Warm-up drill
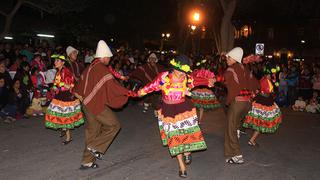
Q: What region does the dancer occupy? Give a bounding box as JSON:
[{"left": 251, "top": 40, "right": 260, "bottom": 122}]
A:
[
  {"left": 223, "top": 47, "right": 259, "bottom": 164},
  {"left": 191, "top": 60, "right": 221, "bottom": 124},
  {"left": 135, "top": 55, "right": 215, "bottom": 178},
  {"left": 75, "top": 40, "right": 130, "bottom": 170},
  {"left": 243, "top": 74, "right": 282, "bottom": 146},
  {"left": 45, "top": 55, "right": 85, "bottom": 144},
  {"left": 131, "top": 53, "right": 166, "bottom": 113},
  {"left": 66, "top": 46, "right": 84, "bottom": 82}
]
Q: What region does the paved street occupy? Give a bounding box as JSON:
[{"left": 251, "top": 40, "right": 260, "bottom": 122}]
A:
[{"left": 1, "top": 104, "right": 319, "bottom": 180}]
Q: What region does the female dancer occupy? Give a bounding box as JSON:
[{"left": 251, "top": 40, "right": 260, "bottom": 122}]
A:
[
  {"left": 135, "top": 55, "right": 215, "bottom": 178},
  {"left": 191, "top": 60, "right": 220, "bottom": 124},
  {"left": 45, "top": 55, "right": 85, "bottom": 145},
  {"left": 243, "top": 73, "right": 282, "bottom": 146}
]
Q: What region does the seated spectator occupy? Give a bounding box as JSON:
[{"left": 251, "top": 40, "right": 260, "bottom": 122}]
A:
[
  {"left": 0, "top": 75, "right": 9, "bottom": 111},
  {"left": 0, "top": 79, "right": 27, "bottom": 122},
  {"left": 0, "top": 60, "right": 12, "bottom": 88},
  {"left": 306, "top": 92, "right": 320, "bottom": 113},
  {"left": 292, "top": 96, "right": 307, "bottom": 112}
]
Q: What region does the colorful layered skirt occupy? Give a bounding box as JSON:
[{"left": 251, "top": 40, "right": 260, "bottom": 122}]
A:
[
  {"left": 243, "top": 94, "right": 282, "bottom": 133},
  {"left": 191, "top": 88, "right": 221, "bottom": 110},
  {"left": 45, "top": 91, "right": 85, "bottom": 129},
  {"left": 157, "top": 98, "right": 207, "bottom": 156}
]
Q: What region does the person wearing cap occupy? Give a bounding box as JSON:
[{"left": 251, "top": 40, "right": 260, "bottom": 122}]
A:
[
  {"left": 223, "top": 47, "right": 259, "bottom": 164},
  {"left": 74, "top": 40, "right": 130, "bottom": 170},
  {"left": 66, "top": 46, "right": 84, "bottom": 82},
  {"left": 135, "top": 55, "right": 215, "bottom": 178},
  {"left": 130, "top": 53, "right": 166, "bottom": 113},
  {"left": 45, "top": 54, "right": 85, "bottom": 145}
]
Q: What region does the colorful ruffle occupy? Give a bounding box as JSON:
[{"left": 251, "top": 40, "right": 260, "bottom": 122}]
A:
[
  {"left": 243, "top": 101, "right": 282, "bottom": 133},
  {"left": 157, "top": 107, "right": 207, "bottom": 156},
  {"left": 45, "top": 98, "right": 85, "bottom": 129},
  {"left": 191, "top": 89, "right": 221, "bottom": 109}
]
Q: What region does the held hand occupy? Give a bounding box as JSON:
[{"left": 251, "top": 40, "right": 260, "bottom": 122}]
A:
[
  {"left": 208, "top": 78, "right": 216, "bottom": 87},
  {"left": 121, "top": 76, "right": 129, "bottom": 81},
  {"left": 74, "top": 92, "right": 83, "bottom": 101},
  {"left": 127, "top": 90, "right": 138, "bottom": 97}
]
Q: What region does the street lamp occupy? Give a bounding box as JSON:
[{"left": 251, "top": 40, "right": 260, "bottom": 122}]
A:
[
  {"left": 193, "top": 12, "right": 200, "bottom": 22},
  {"left": 37, "top": 34, "right": 55, "bottom": 38},
  {"left": 4, "top": 36, "right": 13, "bottom": 40}
]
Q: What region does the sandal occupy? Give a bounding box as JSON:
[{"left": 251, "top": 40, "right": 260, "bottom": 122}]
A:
[
  {"left": 179, "top": 170, "right": 187, "bottom": 178},
  {"left": 79, "top": 163, "right": 99, "bottom": 170},
  {"left": 226, "top": 155, "right": 244, "bottom": 164},
  {"left": 184, "top": 154, "right": 192, "bottom": 165},
  {"left": 248, "top": 141, "right": 260, "bottom": 147},
  {"left": 62, "top": 139, "right": 72, "bottom": 145}
]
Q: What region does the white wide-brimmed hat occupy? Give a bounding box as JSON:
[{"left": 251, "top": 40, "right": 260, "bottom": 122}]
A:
[
  {"left": 226, "top": 47, "right": 243, "bottom": 63},
  {"left": 95, "top": 40, "right": 113, "bottom": 58},
  {"left": 147, "top": 53, "right": 158, "bottom": 63},
  {"left": 66, "top": 46, "right": 79, "bottom": 57}
]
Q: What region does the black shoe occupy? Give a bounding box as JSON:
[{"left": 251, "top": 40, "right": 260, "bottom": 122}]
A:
[
  {"left": 179, "top": 170, "right": 187, "bottom": 178},
  {"left": 87, "top": 147, "right": 103, "bottom": 160},
  {"left": 184, "top": 154, "right": 192, "bottom": 165},
  {"left": 62, "top": 139, "right": 72, "bottom": 145},
  {"left": 79, "top": 163, "right": 99, "bottom": 170}
]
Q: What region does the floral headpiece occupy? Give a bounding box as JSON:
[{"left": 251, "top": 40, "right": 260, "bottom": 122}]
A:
[
  {"left": 196, "top": 59, "right": 207, "bottom": 67},
  {"left": 170, "top": 59, "right": 192, "bottom": 73},
  {"left": 51, "top": 54, "right": 66, "bottom": 61}
]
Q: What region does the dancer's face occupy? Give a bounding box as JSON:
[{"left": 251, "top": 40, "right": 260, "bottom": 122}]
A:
[
  {"left": 226, "top": 57, "right": 236, "bottom": 66},
  {"left": 100, "top": 57, "right": 111, "bottom": 65}
]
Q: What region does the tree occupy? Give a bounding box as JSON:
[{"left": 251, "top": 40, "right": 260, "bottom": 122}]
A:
[
  {"left": 211, "top": 0, "right": 237, "bottom": 54},
  {"left": 0, "top": 0, "right": 89, "bottom": 39}
]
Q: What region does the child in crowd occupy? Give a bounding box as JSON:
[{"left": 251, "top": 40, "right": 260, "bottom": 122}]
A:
[
  {"left": 292, "top": 96, "right": 307, "bottom": 112},
  {"left": 29, "top": 67, "right": 47, "bottom": 116},
  {"left": 305, "top": 92, "right": 320, "bottom": 113}
]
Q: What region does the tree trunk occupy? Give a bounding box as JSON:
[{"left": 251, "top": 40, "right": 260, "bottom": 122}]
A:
[
  {"left": 220, "top": 0, "right": 236, "bottom": 53},
  {"left": 177, "top": 1, "right": 186, "bottom": 54},
  {"left": 0, "top": 0, "right": 24, "bottom": 39}
]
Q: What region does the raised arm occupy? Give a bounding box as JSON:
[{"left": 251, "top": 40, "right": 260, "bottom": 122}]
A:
[
  {"left": 188, "top": 69, "right": 215, "bottom": 89},
  {"left": 138, "top": 72, "right": 168, "bottom": 97}
]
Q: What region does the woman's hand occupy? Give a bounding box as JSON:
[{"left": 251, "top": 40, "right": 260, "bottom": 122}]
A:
[{"left": 208, "top": 78, "right": 216, "bottom": 87}]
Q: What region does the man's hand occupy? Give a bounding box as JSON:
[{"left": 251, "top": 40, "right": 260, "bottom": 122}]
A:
[{"left": 74, "top": 92, "right": 83, "bottom": 101}]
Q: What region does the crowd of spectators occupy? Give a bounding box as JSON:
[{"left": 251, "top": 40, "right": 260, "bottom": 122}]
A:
[{"left": 1, "top": 41, "right": 320, "bottom": 123}]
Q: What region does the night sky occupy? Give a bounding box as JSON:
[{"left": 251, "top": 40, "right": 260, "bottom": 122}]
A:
[{"left": 1, "top": 0, "right": 320, "bottom": 45}]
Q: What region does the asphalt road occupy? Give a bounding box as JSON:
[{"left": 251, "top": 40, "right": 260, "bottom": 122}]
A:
[{"left": 1, "top": 104, "right": 319, "bottom": 180}]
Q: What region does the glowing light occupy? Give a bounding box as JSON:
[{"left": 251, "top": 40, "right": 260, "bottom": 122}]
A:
[
  {"left": 37, "top": 34, "right": 55, "bottom": 38},
  {"left": 193, "top": 12, "right": 200, "bottom": 21},
  {"left": 4, "top": 36, "right": 13, "bottom": 40},
  {"left": 162, "top": 33, "right": 165, "bottom": 37},
  {"left": 166, "top": 33, "right": 171, "bottom": 38},
  {"left": 191, "top": 25, "right": 197, "bottom": 31},
  {"left": 301, "top": 40, "right": 306, "bottom": 44}
]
